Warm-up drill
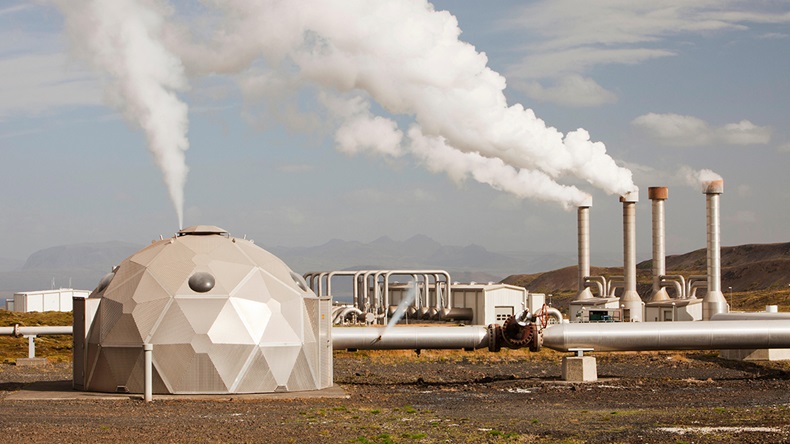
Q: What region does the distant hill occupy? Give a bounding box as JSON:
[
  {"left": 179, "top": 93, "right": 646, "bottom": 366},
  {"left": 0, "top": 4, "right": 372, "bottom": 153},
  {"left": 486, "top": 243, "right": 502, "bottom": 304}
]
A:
[
  {"left": 266, "top": 235, "right": 559, "bottom": 281},
  {"left": 502, "top": 242, "right": 790, "bottom": 309},
  {"left": 0, "top": 241, "right": 141, "bottom": 296}
]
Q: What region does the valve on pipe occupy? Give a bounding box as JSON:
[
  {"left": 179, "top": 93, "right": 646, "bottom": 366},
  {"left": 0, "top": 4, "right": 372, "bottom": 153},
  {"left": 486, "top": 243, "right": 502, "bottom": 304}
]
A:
[{"left": 487, "top": 308, "right": 543, "bottom": 353}]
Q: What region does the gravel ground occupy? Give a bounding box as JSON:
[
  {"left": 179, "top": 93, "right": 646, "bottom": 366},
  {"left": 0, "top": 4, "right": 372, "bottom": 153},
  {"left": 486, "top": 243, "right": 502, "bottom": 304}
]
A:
[{"left": 2, "top": 349, "right": 790, "bottom": 443}]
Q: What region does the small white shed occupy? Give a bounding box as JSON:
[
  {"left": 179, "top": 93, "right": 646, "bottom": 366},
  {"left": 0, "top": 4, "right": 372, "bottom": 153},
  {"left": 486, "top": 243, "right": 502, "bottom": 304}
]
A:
[{"left": 9, "top": 288, "right": 90, "bottom": 312}]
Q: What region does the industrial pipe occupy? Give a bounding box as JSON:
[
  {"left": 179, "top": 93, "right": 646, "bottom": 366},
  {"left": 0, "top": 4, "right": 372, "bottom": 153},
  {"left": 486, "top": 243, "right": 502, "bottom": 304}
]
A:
[
  {"left": 576, "top": 201, "right": 594, "bottom": 300},
  {"left": 332, "top": 326, "right": 489, "bottom": 350},
  {"left": 648, "top": 187, "right": 671, "bottom": 302},
  {"left": 144, "top": 343, "right": 153, "bottom": 402},
  {"left": 0, "top": 325, "right": 73, "bottom": 336},
  {"left": 703, "top": 180, "right": 728, "bottom": 319},
  {"left": 620, "top": 191, "right": 644, "bottom": 321},
  {"left": 542, "top": 320, "right": 790, "bottom": 352},
  {"left": 659, "top": 278, "right": 684, "bottom": 299},
  {"left": 660, "top": 275, "right": 687, "bottom": 299},
  {"left": 712, "top": 312, "right": 790, "bottom": 321},
  {"left": 584, "top": 276, "right": 607, "bottom": 298}
]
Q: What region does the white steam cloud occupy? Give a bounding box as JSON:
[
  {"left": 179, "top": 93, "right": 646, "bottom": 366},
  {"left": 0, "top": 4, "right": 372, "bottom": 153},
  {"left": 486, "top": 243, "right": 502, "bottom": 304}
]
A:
[
  {"left": 56, "top": 0, "right": 636, "bottom": 214},
  {"left": 55, "top": 0, "right": 189, "bottom": 229},
  {"left": 680, "top": 166, "right": 723, "bottom": 192},
  {"left": 168, "top": 0, "right": 635, "bottom": 207}
]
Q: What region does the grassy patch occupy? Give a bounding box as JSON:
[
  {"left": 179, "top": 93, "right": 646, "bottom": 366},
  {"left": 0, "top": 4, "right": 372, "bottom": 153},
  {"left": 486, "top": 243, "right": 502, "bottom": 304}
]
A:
[{"left": 0, "top": 311, "right": 73, "bottom": 362}]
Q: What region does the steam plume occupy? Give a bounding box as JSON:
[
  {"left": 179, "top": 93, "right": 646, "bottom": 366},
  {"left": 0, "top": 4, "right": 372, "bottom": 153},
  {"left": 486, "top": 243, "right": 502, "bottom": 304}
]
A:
[
  {"left": 681, "top": 166, "right": 723, "bottom": 192},
  {"left": 169, "top": 1, "right": 636, "bottom": 207},
  {"left": 55, "top": 0, "right": 636, "bottom": 212},
  {"left": 55, "top": 0, "right": 189, "bottom": 228}
]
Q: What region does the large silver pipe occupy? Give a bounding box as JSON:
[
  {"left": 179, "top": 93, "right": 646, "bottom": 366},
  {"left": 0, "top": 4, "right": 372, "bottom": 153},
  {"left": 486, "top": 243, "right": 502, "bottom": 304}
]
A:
[
  {"left": 542, "top": 320, "right": 790, "bottom": 352},
  {"left": 576, "top": 199, "right": 594, "bottom": 300},
  {"left": 712, "top": 312, "right": 790, "bottom": 321},
  {"left": 703, "top": 180, "right": 728, "bottom": 319},
  {"left": 620, "top": 191, "right": 644, "bottom": 321},
  {"left": 0, "top": 325, "right": 73, "bottom": 335},
  {"left": 648, "top": 187, "right": 670, "bottom": 302},
  {"left": 332, "top": 326, "right": 489, "bottom": 350}
]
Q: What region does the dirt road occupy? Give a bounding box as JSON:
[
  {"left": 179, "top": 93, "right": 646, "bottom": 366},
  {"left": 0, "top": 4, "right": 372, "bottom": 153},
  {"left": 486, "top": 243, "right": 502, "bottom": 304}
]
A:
[{"left": 2, "top": 349, "right": 790, "bottom": 443}]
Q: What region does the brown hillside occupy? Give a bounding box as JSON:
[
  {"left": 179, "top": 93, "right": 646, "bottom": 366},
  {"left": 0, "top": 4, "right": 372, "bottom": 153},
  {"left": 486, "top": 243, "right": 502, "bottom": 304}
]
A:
[
  {"left": 638, "top": 242, "right": 790, "bottom": 271},
  {"left": 501, "top": 242, "right": 790, "bottom": 311}
]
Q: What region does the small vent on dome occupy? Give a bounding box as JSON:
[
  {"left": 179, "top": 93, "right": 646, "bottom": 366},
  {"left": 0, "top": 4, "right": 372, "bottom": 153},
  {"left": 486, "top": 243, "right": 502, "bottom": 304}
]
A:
[
  {"left": 189, "top": 272, "right": 216, "bottom": 293},
  {"left": 291, "top": 271, "right": 309, "bottom": 292},
  {"left": 177, "top": 225, "right": 229, "bottom": 236}
]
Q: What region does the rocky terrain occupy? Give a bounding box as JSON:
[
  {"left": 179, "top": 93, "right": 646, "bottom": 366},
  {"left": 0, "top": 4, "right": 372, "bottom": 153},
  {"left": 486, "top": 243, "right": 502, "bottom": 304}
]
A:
[{"left": 2, "top": 349, "right": 790, "bottom": 443}]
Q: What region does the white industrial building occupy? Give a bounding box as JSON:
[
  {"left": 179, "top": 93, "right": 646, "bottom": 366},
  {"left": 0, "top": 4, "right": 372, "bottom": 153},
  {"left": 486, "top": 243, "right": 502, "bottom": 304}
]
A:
[
  {"left": 5, "top": 288, "right": 90, "bottom": 312},
  {"left": 388, "top": 282, "right": 546, "bottom": 326}
]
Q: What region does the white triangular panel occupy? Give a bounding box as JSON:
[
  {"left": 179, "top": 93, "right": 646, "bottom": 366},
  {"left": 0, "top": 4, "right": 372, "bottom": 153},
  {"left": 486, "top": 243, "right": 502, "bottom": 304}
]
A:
[
  {"left": 104, "top": 263, "right": 146, "bottom": 306},
  {"left": 211, "top": 240, "right": 255, "bottom": 266},
  {"left": 260, "top": 344, "right": 301, "bottom": 385},
  {"left": 207, "top": 301, "right": 255, "bottom": 344},
  {"left": 149, "top": 302, "right": 195, "bottom": 344},
  {"left": 208, "top": 343, "right": 256, "bottom": 389},
  {"left": 210, "top": 261, "right": 257, "bottom": 297},
  {"left": 177, "top": 298, "right": 227, "bottom": 335},
  {"left": 180, "top": 234, "right": 226, "bottom": 256},
  {"left": 102, "top": 314, "right": 143, "bottom": 346},
  {"left": 131, "top": 271, "right": 173, "bottom": 304},
  {"left": 260, "top": 312, "right": 301, "bottom": 344},
  {"left": 129, "top": 240, "right": 168, "bottom": 267},
  {"left": 229, "top": 297, "right": 272, "bottom": 344},
  {"left": 228, "top": 269, "right": 272, "bottom": 303}
]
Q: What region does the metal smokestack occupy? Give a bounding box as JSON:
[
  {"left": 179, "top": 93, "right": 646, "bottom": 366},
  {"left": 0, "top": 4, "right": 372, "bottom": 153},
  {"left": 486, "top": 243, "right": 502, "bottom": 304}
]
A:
[
  {"left": 702, "top": 179, "right": 728, "bottom": 320},
  {"left": 620, "top": 191, "right": 644, "bottom": 321},
  {"left": 648, "top": 187, "right": 670, "bottom": 302},
  {"left": 576, "top": 197, "right": 594, "bottom": 300}
]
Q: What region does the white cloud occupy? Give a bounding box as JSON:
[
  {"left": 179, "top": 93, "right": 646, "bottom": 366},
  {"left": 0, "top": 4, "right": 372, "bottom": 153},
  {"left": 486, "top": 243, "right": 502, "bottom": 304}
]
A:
[
  {"left": 718, "top": 120, "right": 772, "bottom": 145},
  {"left": 631, "top": 113, "right": 771, "bottom": 147},
  {"left": 631, "top": 113, "right": 713, "bottom": 146},
  {"left": 516, "top": 75, "right": 617, "bottom": 108},
  {"left": 501, "top": 1, "right": 790, "bottom": 105},
  {"left": 778, "top": 142, "right": 790, "bottom": 153},
  {"left": 0, "top": 53, "right": 101, "bottom": 118}
]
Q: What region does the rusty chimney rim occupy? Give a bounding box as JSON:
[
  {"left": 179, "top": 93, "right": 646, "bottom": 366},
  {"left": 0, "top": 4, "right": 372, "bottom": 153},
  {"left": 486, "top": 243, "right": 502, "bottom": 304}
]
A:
[
  {"left": 703, "top": 179, "right": 724, "bottom": 195},
  {"left": 648, "top": 186, "right": 668, "bottom": 200}
]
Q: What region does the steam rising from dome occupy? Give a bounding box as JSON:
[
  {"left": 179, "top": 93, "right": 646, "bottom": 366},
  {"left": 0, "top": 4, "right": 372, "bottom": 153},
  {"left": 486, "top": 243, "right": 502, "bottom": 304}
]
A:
[{"left": 55, "top": 0, "right": 189, "bottom": 228}]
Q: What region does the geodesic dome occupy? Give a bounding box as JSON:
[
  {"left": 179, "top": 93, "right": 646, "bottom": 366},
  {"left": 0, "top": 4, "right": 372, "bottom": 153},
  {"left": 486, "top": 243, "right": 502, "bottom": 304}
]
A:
[{"left": 75, "top": 226, "right": 332, "bottom": 394}]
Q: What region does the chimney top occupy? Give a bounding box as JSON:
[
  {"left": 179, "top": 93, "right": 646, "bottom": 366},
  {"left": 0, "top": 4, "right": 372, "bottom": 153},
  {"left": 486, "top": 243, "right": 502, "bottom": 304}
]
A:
[
  {"left": 648, "top": 186, "right": 668, "bottom": 200},
  {"left": 703, "top": 179, "right": 724, "bottom": 195},
  {"left": 619, "top": 190, "right": 639, "bottom": 203}
]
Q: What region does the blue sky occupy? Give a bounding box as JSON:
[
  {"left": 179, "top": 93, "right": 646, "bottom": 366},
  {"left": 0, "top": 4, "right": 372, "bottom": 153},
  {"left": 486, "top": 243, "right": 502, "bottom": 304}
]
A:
[{"left": 0, "top": 1, "right": 788, "bottom": 267}]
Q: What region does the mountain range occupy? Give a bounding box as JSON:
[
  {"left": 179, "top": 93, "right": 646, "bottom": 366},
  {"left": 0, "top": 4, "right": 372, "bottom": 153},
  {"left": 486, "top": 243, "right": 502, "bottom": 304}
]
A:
[
  {"left": 0, "top": 235, "right": 577, "bottom": 298},
  {"left": 0, "top": 236, "right": 786, "bottom": 309}
]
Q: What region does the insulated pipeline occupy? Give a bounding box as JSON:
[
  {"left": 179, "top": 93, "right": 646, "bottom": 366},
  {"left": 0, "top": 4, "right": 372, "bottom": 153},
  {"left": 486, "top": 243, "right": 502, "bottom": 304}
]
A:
[
  {"left": 542, "top": 320, "right": 790, "bottom": 352},
  {"left": 0, "top": 326, "right": 73, "bottom": 336},
  {"left": 332, "top": 326, "right": 489, "bottom": 350}
]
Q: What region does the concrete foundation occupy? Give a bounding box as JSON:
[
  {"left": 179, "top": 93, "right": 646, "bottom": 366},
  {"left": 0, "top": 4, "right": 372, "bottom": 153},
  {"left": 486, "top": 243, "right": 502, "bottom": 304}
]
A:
[
  {"left": 561, "top": 356, "right": 598, "bottom": 382},
  {"left": 15, "top": 358, "right": 48, "bottom": 367},
  {"left": 719, "top": 349, "right": 790, "bottom": 362}
]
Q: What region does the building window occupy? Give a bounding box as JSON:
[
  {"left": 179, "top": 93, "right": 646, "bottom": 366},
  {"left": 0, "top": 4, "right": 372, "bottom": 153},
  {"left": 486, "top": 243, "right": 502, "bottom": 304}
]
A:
[{"left": 495, "top": 306, "right": 513, "bottom": 322}]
